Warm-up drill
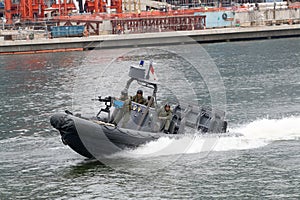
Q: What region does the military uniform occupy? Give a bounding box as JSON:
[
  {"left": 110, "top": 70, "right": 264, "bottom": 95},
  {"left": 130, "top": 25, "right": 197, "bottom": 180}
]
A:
[
  {"left": 158, "top": 106, "right": 172, "bottom": 133},
  {"left": 131, "top": 95, "right": 147, "bottom": 105},
  {"left": 112, "top": 92, "right": 131, "bottom": 127}
]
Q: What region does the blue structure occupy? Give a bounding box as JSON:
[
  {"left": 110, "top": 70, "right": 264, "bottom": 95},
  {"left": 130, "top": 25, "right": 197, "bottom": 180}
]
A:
[
  {"left": 195, "top": 11, "right": 235, "bottom": 28},
  {"left": 50, "top": 26, "right": 85, "bottom": 38}
]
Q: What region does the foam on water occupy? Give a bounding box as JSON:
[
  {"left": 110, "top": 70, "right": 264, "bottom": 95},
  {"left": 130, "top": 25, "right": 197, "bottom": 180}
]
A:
[
  {"left": 115, "top": 116, "right": 300, "bottom": 158},
  {"left": 232, "top": 116, "right": 300, "bottom": 141}
]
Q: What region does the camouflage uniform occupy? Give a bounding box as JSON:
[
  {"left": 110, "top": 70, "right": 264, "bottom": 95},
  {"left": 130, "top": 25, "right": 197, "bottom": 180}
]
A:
[
  {"left": 112, "top": 91, "right": 131, "bottom": 127},
  {"left": 131, "top": 95, "right": 147, "bottom": 105},
  {"left": 158, "top": 106, "right": 172, "bottom": 133}
]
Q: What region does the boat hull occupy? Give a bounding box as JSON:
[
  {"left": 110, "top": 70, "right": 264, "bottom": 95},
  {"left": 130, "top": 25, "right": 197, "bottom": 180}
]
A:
[{"left": 50, "top": 113, "right": 160, "bottom": 158}]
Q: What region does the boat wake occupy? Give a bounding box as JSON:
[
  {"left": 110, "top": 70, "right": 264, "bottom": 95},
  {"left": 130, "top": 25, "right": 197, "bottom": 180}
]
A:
[
  {"left": 115, "top": 116, "right": 300, "bottom": 158},
  {"left": 232, "top": 116, "right": 300, "bottom": 141}
]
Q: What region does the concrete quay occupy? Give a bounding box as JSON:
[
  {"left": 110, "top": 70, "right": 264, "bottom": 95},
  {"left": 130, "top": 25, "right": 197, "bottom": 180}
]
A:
[{"left": 1, "top": 24, "right": 300, "bottom": 54}]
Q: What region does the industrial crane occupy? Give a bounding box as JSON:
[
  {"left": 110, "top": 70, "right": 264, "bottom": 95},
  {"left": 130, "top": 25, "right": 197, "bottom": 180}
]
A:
[{"left": 3, "top": 0, "right": 122, "bottom": 24}]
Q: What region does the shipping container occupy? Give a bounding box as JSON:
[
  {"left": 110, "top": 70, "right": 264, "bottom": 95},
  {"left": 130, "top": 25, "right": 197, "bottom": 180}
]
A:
[{"left": 50, "top": 26, "right": 85, "bottom": 38}]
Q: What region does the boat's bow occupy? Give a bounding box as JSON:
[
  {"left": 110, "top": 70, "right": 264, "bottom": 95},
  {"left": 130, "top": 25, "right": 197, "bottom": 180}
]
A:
[
  {"left": 50, "top": 113, "right": 95, "bottom": 158},
  {"left": 50, "top": 113, "right": 149, "bottom": 159}
]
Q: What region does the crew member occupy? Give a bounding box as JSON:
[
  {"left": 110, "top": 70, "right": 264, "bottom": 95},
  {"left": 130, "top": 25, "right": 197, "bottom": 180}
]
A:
[
  {"left": 158, "top": 104, "right": 172, "bottom": 134},
  {"left": 131, "top": 90, "right": 147, "bottom": 105},
  {"left": 112, "top": 89, "right": 131, "bottom": 126}
]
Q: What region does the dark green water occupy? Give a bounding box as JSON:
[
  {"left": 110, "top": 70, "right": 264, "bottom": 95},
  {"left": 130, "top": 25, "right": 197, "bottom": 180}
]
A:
[{"left": 0, "top": 38, "right": 299, "bottom": 199}]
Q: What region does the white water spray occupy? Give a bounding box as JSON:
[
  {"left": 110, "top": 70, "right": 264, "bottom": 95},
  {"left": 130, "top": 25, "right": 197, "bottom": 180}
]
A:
[{"left": 115, "top": 116, "right": 300, "bottom": 158}]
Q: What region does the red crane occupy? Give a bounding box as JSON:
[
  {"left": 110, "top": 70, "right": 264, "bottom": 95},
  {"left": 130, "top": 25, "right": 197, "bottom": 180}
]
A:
[
  {"left": 4, "top": 0, "right": 12, "bottom": 24},
  {"left": 4, "top": 0, "right": 123, "bottom": 24},
  {"left": 4, "top": 0, "right": 46, "bottom": 23}
]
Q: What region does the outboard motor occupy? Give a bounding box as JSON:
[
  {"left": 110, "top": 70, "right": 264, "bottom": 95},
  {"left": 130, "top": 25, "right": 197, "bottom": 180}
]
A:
[
  {"left": 209, "top": 110, "right": 227, "bottom": 133},
  {"left": 222, "top": 121, "right": 228, "bottom": 133},
  {"left": 197, "top": 109, "right": 210, "bottom": 133},
  {"left": 197, "top": 108, "right": 227, "bottom": 133},
  {"left": 168, "top": 105, "right": 182, "bottom": 134}
]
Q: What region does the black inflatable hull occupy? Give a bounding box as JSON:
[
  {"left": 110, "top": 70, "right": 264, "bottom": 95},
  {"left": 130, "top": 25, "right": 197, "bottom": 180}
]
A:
[{"left": 50, "top": 113, "right": 161, "bottom": 158}]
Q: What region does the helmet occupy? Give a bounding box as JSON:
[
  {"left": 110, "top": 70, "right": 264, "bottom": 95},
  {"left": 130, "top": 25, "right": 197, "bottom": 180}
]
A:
[
  {"left": 121, "top": 89, "right": 128, "bottom": 95},
  {"left": 137, "top": 90, "right": 143, "bottom": 95}
]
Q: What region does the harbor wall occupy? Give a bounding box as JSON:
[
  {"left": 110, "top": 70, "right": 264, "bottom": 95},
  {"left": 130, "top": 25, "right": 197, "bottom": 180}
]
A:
[{"left": 1, "top": 25, "right": 300, "bottom": 54}]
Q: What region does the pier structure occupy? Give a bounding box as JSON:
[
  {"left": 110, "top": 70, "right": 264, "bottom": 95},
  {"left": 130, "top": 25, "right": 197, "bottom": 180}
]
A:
[
  {"left": 111, "top": 15, "right": 206, "bottom": 34},
  {"left": 1, "top": 25, "right": 300, "bottom": 54}
]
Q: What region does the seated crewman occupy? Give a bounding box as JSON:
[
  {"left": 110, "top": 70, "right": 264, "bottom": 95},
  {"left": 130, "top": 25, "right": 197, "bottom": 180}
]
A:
[
  {"left": 131, "top": 90, "right": 147, "bottom": 105},
  {"left": 158, "top": 104, "right": 172, "bottom": 134}
]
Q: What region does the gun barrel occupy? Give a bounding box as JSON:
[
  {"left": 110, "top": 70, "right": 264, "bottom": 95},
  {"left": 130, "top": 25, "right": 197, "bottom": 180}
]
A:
[{"left": 92, "top": 96, "right": 112, "bottom": 102}]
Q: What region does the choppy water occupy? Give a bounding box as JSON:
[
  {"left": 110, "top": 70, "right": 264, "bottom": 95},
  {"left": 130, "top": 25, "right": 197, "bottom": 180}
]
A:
[{"left": 0, "top": 38, "right": 299, "bottom": 199}]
